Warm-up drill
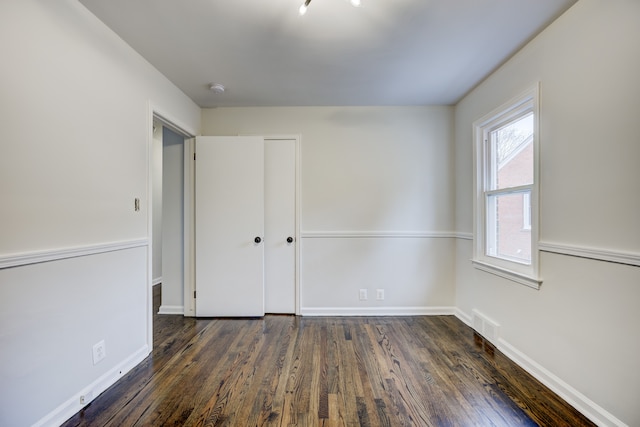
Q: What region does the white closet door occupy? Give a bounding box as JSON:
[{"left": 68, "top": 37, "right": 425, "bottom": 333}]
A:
[
  {"left": 264, "top": 139, "right": 296, "bottom": 313},
  {"left": 195, "top": 136, "right": 265, "bottom": 317}
]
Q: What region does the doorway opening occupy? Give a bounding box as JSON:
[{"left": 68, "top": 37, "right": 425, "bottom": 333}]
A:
[{"left": 147, "top": 108, "right": 195, "bottom": 349}]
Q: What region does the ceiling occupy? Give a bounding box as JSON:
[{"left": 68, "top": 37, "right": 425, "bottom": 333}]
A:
[{"left": 78, "top": 0, "right": 576, "bottom": 108}]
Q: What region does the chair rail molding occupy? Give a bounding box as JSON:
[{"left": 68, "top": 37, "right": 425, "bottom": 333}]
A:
[
  {"left": 300, "top": 230, "right": 462, "bottom": 239},
  {"left": 0, "top": 239, "right": 149, "bottom": 270},
  {"left": 539, "top": 241, "right": 640, "bottom": 267}
]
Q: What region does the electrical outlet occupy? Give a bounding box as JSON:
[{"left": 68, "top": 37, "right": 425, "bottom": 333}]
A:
[
  {"left": 359, "top": 289, "right": 368, "bottom": 300},
  {"left": 376, "top": 289, "right": 385, "bottom": 300},
  {"left": 92, "top": 340, "right": 106, "bottom": 365}
]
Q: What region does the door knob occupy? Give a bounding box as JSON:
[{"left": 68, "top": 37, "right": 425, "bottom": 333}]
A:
[
  {"left": 287, "top": 237, "right": 294, "bottom": 244},
  {"left": 254, "top": 236, "right": 262, "bottom": 244}
]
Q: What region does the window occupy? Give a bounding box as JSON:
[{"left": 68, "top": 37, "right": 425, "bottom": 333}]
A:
[{"left": 473, "top": 85, "right": 541, "bottom": 289}]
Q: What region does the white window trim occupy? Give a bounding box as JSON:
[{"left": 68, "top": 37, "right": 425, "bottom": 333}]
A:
[
  {"left": 472, "top": 84, "right": 542, "bottom": 289},
  {"left": 523, "top": 192, "right": 532, "bottom": 231}
]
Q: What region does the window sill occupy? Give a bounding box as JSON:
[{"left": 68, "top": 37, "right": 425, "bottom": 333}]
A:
[{"left": 471, "top": 259, "right": 542, "bottom": 290}]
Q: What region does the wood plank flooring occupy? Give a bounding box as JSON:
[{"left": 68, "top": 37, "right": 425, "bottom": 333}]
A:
[{"left": 62, "top": 286, "right": 595, "bottom": 426}]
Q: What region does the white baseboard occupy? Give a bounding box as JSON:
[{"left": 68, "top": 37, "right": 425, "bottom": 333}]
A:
[
  {"left": 33, "top": 344, "right": 149, "bottom": 427},
  {"left": 158, "top": 305, "right": 184, "bottom": 315},
  {"left": 495, "top": 339, "right": 626, "bottom": 427},
  {"left": 456, "top": 309, "right": 625, "bottom": 426},
  {"left": 454, "top": 308, "right": 472, "bottom": 326},
  {"left": 300, "top": 306, "right": 456, "bottom": 316}
]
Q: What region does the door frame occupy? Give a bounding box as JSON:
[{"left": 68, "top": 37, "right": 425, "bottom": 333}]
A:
[
  {"left": 147, "top": 102, "right": 197, "bottom": 350},
  {"left": 183, "top": 134, "right": 301, "bottom": 316}
]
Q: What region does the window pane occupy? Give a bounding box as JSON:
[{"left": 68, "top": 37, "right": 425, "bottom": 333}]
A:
[
  {"left": 490, "top": 113, "right": 533, "bottom": 190},
  {"left": 486, "top": 191, "right": 531, "bottom": 264}
]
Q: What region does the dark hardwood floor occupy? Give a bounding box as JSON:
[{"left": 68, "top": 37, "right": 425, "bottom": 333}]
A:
[{"left": 62, "top": 286, "right": 595, "bottom": 426}]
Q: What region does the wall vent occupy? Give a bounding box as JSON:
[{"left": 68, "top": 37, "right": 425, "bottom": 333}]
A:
[
  {"left": 471, "top": 309, "right": 501, "bottom": 344},
  {"left": 472, "top": 311, "right": 484, "bottom": 332}
]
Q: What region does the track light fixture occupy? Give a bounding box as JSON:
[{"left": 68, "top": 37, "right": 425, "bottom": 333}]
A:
[
  {"left": 299, "top": 0, "right": 361, "bottom": 16},
  {"left": 299, "top": 0, "right": 311, "bottom": 15}
]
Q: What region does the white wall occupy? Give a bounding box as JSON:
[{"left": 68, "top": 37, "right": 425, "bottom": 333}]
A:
[
  {"left": 4, "top": 1, "right": 634, "bottom": 426},
  {"left": 0, "top": 1, "right": 200, "bottom": 425},
  {"left": 201, "top": 107, "right": 456, "bottom": 314},
  {"left": 454, "top": 1, "right": 640, "bottom": 425}
]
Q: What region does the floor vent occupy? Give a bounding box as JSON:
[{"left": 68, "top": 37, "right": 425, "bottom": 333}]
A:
[{"left": 471, "top": 309, "right": 500, "bottom": 344}]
